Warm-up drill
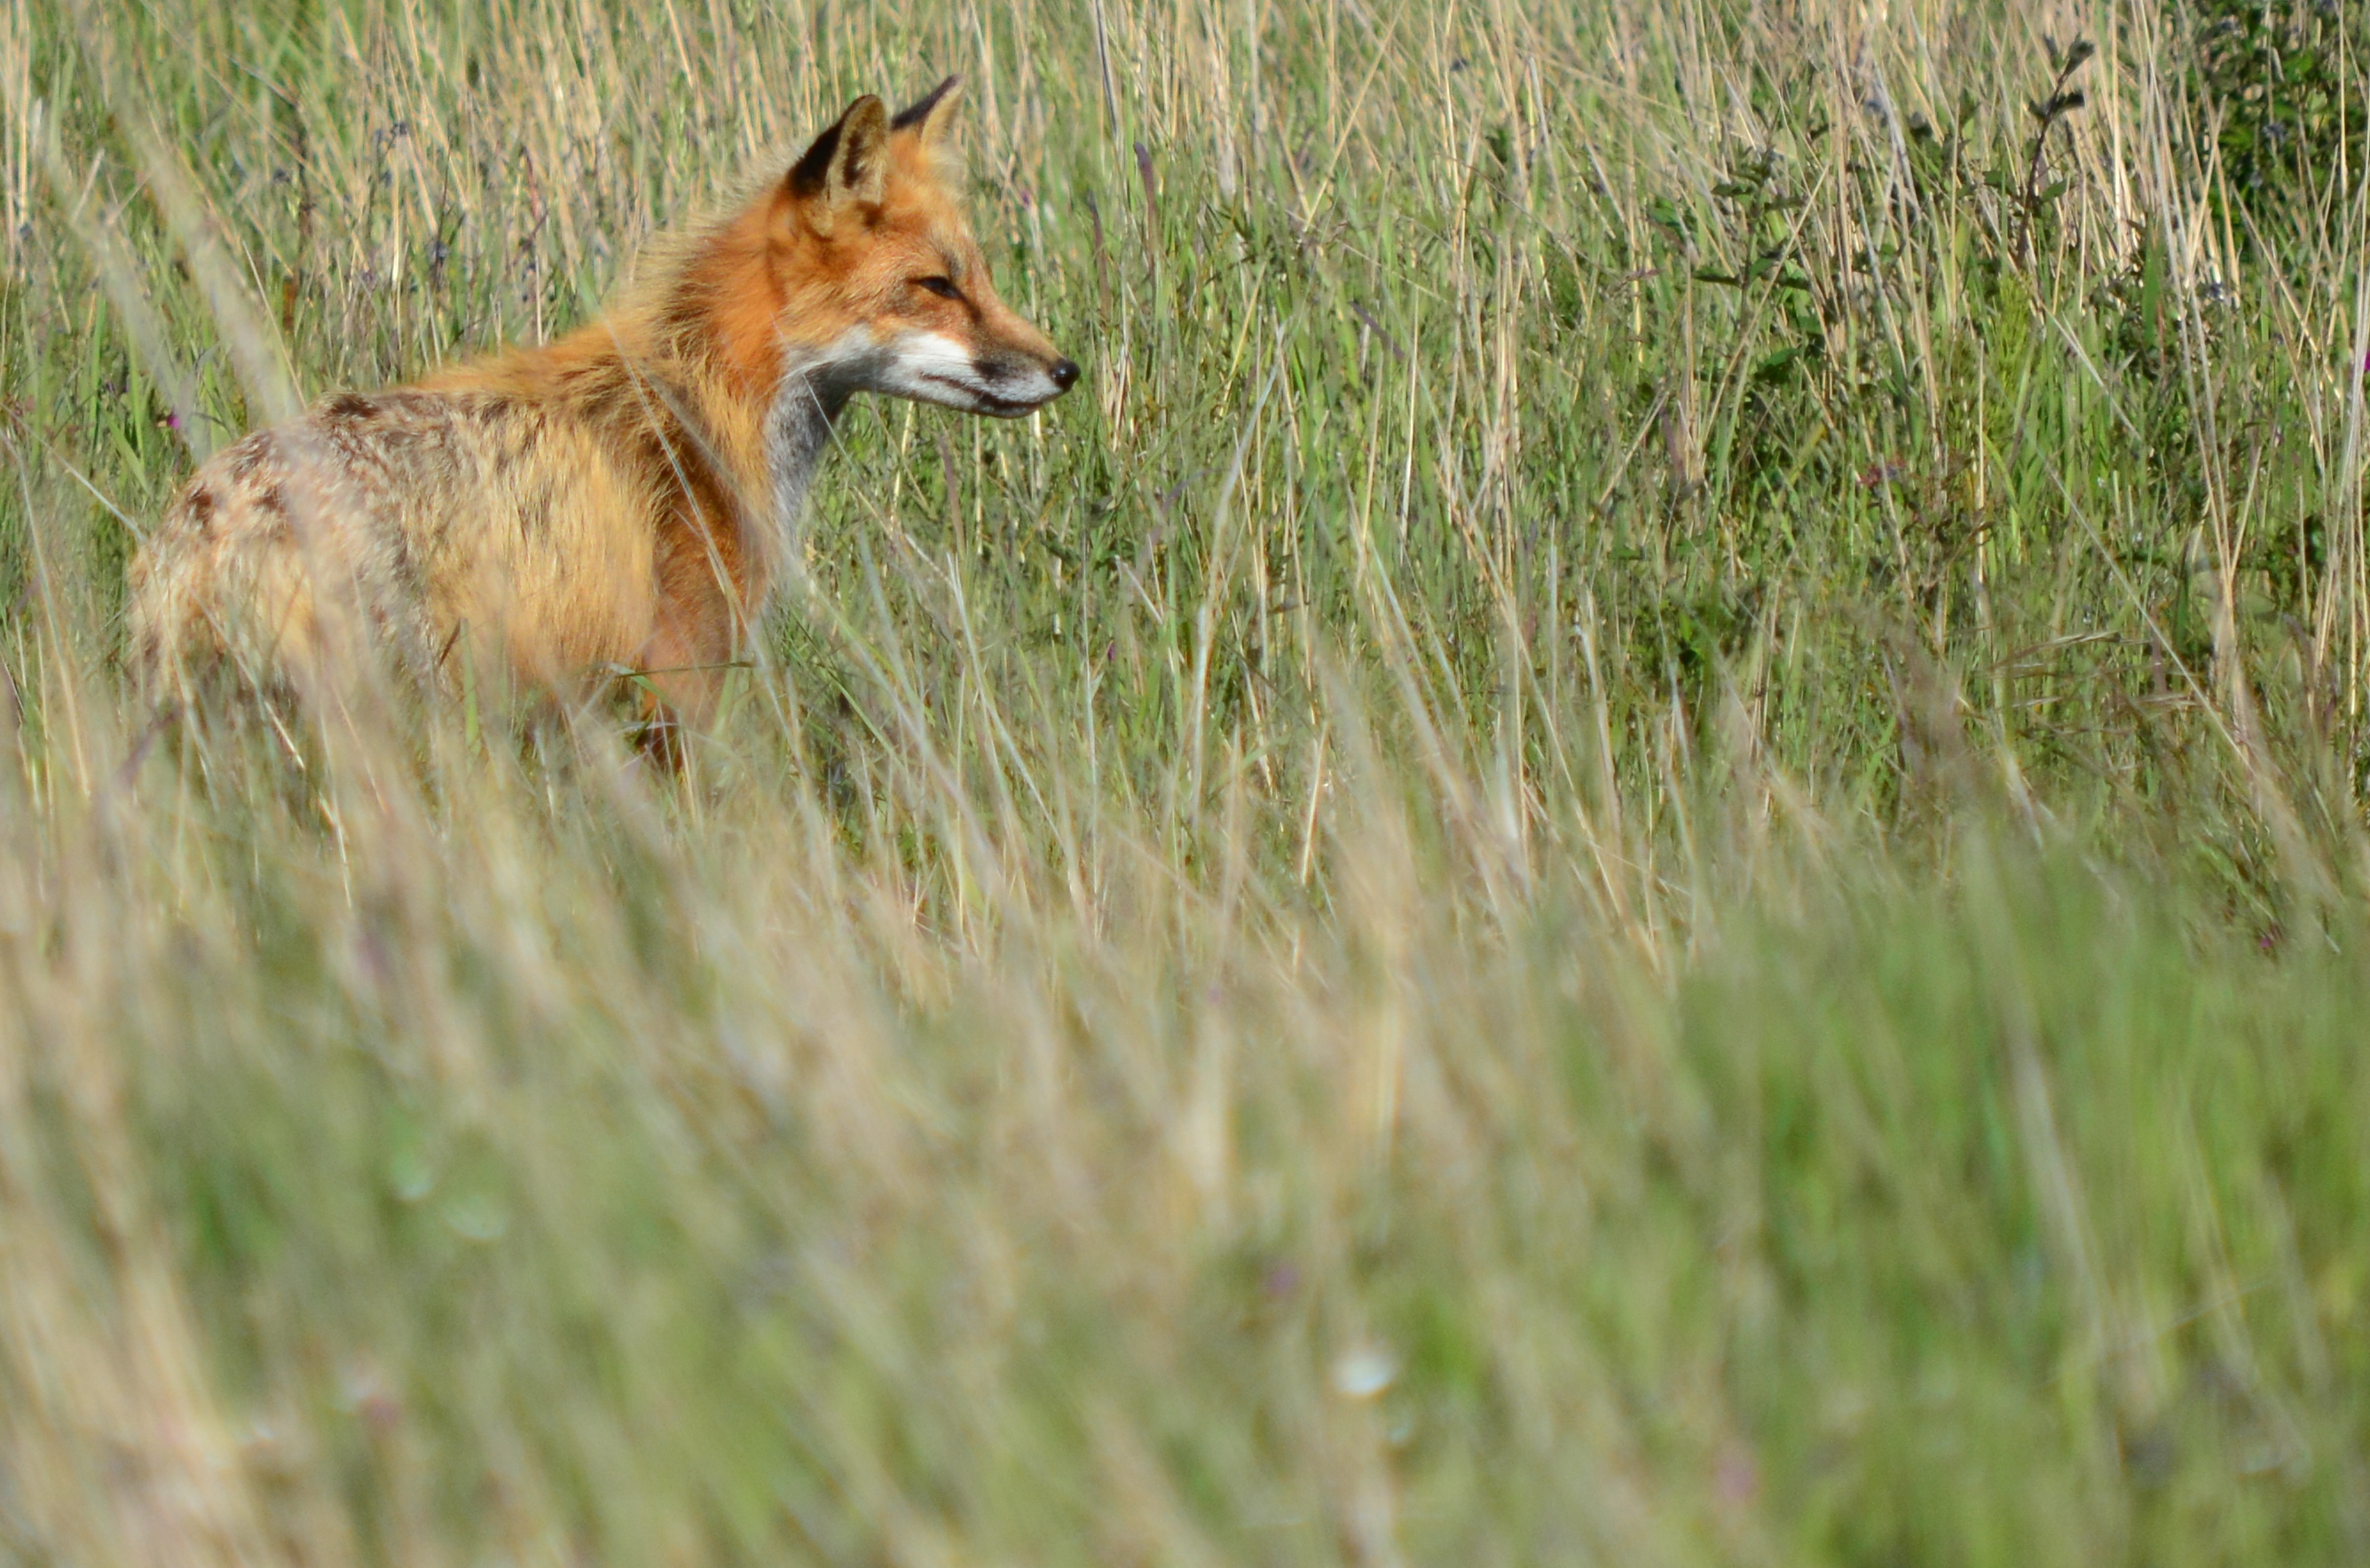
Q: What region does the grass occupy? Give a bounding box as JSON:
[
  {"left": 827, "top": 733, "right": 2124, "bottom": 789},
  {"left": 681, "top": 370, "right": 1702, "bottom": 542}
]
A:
[{"left": 4, "top": 0, "right": 2370, "bottom": 1561}]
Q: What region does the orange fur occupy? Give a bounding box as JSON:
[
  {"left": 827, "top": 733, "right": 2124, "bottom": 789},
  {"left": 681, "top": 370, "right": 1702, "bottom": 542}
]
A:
[{"left": 127, "top": 79, "right": 1075, "bottom": 737}]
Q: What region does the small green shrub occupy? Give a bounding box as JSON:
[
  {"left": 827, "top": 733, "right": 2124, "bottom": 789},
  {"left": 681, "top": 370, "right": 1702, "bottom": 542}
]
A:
[{"left": 2189, "top": 0, "right": 2368, "bottom": 228}]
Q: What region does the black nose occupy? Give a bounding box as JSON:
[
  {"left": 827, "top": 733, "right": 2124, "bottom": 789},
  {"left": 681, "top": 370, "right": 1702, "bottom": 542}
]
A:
[{"left": 1049, "top": 358, "right": 1081, "bottom": 392}]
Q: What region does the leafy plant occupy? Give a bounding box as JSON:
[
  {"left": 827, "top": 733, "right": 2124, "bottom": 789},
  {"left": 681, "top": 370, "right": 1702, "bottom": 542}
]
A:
[{"left": 2190, "top": 0, "right": 2369, "bottom": 227}]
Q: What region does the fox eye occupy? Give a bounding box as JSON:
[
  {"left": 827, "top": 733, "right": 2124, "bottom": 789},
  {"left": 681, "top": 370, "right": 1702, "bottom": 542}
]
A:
[{"left": 915, "top": 275, "right": 962, "bottom": 300}]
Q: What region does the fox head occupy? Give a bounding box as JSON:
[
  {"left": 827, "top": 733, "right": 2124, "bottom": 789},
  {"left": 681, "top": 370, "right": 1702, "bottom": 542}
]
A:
[{"left": 766, "top": 78, "right": 1078, "bottom": 418}]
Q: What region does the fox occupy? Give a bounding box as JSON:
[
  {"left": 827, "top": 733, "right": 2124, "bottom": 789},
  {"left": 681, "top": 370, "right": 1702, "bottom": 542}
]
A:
[{"left": 125, "top": 76, "right": 1076, "bottom": 745}]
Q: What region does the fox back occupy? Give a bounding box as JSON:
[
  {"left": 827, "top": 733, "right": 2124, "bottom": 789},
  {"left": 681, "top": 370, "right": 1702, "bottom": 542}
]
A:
[{"left": 127, "top": 77, "right": 1077, "bottom": 733}]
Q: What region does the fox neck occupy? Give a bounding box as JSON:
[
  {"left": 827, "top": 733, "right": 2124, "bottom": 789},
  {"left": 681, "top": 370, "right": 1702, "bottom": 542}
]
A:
[
  {"left": 761, "top": 355, "right": 852, "bottom": 563},
  {"left": 632, "top": 208, "right": 888, "bottom": 601}
]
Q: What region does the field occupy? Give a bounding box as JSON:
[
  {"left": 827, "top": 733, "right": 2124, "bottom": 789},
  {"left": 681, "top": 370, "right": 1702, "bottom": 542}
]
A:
[{"left": 6, "top": 0, "right": 2370, "bottom": 1561}]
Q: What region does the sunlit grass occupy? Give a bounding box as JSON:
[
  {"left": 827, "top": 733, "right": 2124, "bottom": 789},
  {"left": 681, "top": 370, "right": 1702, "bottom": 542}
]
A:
[{"left": 4, "top": 0, "right": 2370, "bottom": 1561}]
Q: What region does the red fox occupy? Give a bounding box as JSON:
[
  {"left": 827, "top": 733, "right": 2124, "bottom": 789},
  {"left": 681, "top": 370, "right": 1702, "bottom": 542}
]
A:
[{"left": 126, "top": 77, "right": 1076, "bottom": 740}]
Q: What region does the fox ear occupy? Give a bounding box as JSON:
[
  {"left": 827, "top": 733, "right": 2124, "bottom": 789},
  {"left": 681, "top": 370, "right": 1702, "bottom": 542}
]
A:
[
  {"left": 788, "top": 95, "right": 891, "bottom": 232},
  {"left": 891, "top": 75, "right": 963, "bottom": 145}
]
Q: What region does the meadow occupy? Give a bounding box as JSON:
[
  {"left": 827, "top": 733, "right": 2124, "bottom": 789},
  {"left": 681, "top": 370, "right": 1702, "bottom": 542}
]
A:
[{"left": 5, "top": 0, "right": 2370, "bottom": 1561}]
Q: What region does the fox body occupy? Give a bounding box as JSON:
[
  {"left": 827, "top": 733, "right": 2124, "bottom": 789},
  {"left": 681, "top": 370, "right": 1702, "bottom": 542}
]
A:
[{"left": 127, "top": 79, "right": 1076, "bottom": 729}]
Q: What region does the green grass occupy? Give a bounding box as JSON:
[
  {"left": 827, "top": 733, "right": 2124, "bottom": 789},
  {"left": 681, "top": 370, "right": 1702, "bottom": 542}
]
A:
[{"left": 5, "top": 0, "right": 2370, "bottom": 1561}]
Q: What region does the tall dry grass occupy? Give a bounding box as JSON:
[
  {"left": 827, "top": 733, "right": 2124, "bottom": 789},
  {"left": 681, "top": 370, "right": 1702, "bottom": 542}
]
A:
[{"left": 4, "top": 0, "right": 2370, "bottom": 1561}]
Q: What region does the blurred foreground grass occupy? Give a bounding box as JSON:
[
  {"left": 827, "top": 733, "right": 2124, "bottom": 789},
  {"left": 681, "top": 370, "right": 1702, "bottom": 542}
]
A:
[{"left": 6, "top": 0, "right": 2370, "bottom": 1561}]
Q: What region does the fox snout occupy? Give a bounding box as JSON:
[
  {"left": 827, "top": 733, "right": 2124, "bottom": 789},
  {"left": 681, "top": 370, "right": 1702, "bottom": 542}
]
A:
[
  {"left": 971, "top": 346, "right": 1083, "bottom": 418},
  {"left": 930, "top": 293, "right": 1078, "bottom": 418},
  {"left": 875, "top": 329, "right": 1078, "bottom": 420},
  {"left": 979, "top": 304, "right": 1079, "bottom": 411}
]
